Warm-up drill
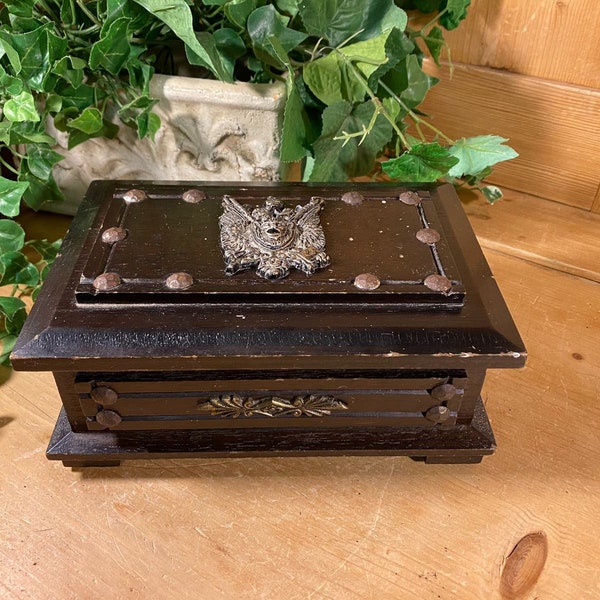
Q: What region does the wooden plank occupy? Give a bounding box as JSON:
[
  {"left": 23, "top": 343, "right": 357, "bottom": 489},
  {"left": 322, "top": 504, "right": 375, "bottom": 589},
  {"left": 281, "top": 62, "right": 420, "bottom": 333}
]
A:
[
  {"left": 431, "top": 0, "right": 600, "bottom": 89},
  {"left": 0, "top": 250, "right": 599, "bottom": 598},
  {"left": 419, "top": 62, "right": 600, "bottom": 209},
  {"left": 462, "top": 188, "right": 600, "bottom": 283},
  {"left": 592, "top": 184, "right": 600, "bottom": 214}
]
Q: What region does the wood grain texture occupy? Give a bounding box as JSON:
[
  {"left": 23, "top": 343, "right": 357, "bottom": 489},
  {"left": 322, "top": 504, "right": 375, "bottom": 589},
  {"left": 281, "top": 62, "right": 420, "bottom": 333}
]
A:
[
  {"left": 1, "top": 191, "right": 599, "bottom": 599},
  {"left": 419, "top": 62, "right": 600, "bottom": 209},
  {"left": 430, "top": 0, "right": 600, "bottom": 88},
  {"left": 462, "top": 188, "right": 600, "bottom": 282}
]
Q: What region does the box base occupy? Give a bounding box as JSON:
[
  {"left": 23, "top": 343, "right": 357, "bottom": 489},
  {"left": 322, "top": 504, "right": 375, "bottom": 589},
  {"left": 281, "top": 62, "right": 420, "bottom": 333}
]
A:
[{"left": 47, "top": 398, "right": 496, "bottom": 467}]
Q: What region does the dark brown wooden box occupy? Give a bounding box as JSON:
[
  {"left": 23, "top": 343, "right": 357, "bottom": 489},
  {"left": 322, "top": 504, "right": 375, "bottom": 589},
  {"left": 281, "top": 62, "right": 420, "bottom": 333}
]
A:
[{"left": 11, "top": 181, "right": 526, "bottom": 466}]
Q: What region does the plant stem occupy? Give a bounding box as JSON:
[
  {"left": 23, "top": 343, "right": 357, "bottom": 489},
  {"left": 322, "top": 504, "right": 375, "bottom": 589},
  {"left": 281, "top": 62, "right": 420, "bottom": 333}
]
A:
[
  {"left": 75, "top": 0, "right": 101, "bottom": 27},
  {"left": 0, "top": 155, "right": 19, "bottom": 176},
  {"left": 332, "top": 50, "right": 411, "bottom": 149},
  {"left": 378, "top": 80, "right": 455, "bottom": 144},
  {"left": 420, "top": 7, "right": 449, "bottom": 33}
]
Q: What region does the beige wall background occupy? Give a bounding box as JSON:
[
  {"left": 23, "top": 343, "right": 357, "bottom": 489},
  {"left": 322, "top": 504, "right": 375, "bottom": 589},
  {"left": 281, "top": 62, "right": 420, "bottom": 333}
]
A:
[{"left": 416, "top": 0, "right": 600, "bottom": 212}]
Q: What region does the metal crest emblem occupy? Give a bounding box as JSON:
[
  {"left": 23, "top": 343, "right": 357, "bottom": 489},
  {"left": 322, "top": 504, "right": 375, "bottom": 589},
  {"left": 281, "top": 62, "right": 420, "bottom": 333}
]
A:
[{"left": 218, "top": 195, "right": 330, "bottom": 280}]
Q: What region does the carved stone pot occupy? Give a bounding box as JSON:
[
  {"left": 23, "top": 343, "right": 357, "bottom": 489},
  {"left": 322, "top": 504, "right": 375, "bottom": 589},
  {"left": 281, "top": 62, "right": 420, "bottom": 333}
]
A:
[{"left": 46, "top": 75, "right": 287, "bottom": 215}]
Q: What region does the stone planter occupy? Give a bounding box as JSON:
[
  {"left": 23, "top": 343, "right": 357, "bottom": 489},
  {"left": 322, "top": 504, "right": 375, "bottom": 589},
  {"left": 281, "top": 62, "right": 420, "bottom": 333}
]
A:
[{"left": 47, "top": 75, "right": 287, "bottom": 214}]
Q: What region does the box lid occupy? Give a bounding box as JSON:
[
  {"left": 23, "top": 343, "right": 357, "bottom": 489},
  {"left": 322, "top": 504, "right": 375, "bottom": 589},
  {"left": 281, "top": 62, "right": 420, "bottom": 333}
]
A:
[
  {"left": 74, "top": 184, "right": 465, "bottom": 308},
  {"left": 12, "top": 181, "right": 526, "bottom": 371}
]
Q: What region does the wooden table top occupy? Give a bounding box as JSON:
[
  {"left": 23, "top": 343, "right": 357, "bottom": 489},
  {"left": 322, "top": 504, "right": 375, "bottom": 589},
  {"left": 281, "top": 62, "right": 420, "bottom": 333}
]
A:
[{"left": 1, "top": 189, "right": 598, "bottom": 599}]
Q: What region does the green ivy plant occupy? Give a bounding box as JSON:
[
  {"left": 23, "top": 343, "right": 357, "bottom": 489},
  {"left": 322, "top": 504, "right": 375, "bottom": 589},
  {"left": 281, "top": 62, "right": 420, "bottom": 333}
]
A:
[{"left": 0, "top": 0, "right": 517, "bottom": 363}]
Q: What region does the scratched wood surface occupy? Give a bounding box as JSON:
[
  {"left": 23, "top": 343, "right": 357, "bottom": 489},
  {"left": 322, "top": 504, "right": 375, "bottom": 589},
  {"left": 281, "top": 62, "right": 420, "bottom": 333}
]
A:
[{"left": 1, "top": 191, "right": 599, "bottom": 599}]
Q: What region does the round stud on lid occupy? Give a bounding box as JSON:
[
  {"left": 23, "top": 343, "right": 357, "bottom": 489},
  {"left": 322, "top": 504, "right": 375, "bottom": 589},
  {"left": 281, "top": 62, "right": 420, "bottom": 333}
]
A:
[
  {"left": 354, "top": 273, "right": 381, "bottom": 291},
  {"left": 182, "top": 189, "right": 206, "bottom": 204},
  {"left": 399, "top": 191, "right": 421, "bottom": 206},
  {"left": 341, "top": 191, "right": 364, "bottom": 206},
  {"left": 165, "top": 272, "right": 194, "bottom": 290},
  {"left": 123, "top": 188, "right": 147, "bottom": 203},
  {"left": 101, "top": 227, "right": 127, "bottom": 244},
  {"left": 423, "top": 274, "right": 452, "bottom": 293},
  {"left": 416, "top": 228, "right": 441, "bottom": 245},
  {"left": 93, "top": 272, "right": 121, "bottom": 291}
]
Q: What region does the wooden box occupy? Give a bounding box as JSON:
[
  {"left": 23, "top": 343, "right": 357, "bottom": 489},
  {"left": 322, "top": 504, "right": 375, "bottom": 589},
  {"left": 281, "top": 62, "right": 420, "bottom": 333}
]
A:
[{"left": 11, "top": 181, "right": 526, "bottom": 466}]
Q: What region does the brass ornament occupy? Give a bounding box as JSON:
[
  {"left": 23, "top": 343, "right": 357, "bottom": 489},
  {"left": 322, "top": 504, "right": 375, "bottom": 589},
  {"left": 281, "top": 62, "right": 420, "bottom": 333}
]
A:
[
  {"left": 197, "top": 394, "right": 348, "bottom": 418},
  {"left": 218, "top": 195, "right": 330, "bottom": 280}
]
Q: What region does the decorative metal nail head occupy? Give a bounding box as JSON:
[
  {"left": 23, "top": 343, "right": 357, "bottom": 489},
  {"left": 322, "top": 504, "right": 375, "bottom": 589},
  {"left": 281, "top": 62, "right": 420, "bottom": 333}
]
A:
[
  {"left": 399, "top": 191, "right": 421, "bottom": 206},
  {"left": 354, "top": 273, "right": 381, "bottom": 291},
  {"left": 424, "top": 274, "right": 452, "bottom": 292},
  {"left": 416, "top": 228, "right": 441, "bottom": 245},
  {"left": 93, "top": 272, "right": 121, "bottom": 291},
  {"left": 123, "top": 189, "right": 147, "bottom": 203},
  {"left": 101, "top": 227, "right": 127, "bottom": 244},
  {"left": 165, "top": 272, "right": 194, "bottom": 290},
  {"left": 182, "top": 189, "right": 206, "bottom": 204},
  {"left": 341, "top": 191, "right": 364, "bottom": 206}
]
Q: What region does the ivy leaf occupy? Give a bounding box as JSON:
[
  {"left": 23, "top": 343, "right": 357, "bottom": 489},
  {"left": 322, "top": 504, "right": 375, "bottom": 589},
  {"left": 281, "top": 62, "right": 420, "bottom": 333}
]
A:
[
  {"left": 0, "top": 217, "right": 25, "bottom": 251},
  {"left": 303, "top": 52, "right": 366, "bottom": 105},
  {"left": 89, "top": 17, "right": 132, "bottom": 75},
  {"left": 382, "top": 142, "right": 459, "bottom": 181},
  {"left": 19, "top": 171, "right": 64, "bottom": 211},
  {"left": 52, "top": 56, "right": 85, "bottom": 89},
  {"left": 213, "top": 28, "right": 246, "bottom": 79},
  {"left": 0, "top": 64, "right": 23, "bottom": 95},
  {"left": 4, "top": 0, "right": 34, "bottom": 18},
  {"left": 280, "top": 80, "right": 309, "bottom": 162},
  {"left": 423, "top": 26, "right": 445, "bottom": 65},
  {"left": 0, "top": 35, "right": 22, "bottom": 74},
  {"left": 25, "top": 238, "right": 62, "bottom": 262},
  {"left": 264, "top": 35, "right": 308, "bottom": 163},
  {"left": 440, "top": 0, "right": 471, "bottom": 30},
  {"left": 299, "top": 0, "right": 407, "bottom": 47},
  {"left": 247, "top": 5, "right": 307, "bottom": 67},
  {"left": 225, "top": 0, "right": 259, "bottom": 30},
  {"left": 0, "top": 251, "right": 40, "bottom": 287},
  {"left": 3, "top": 90, "right": 39, "bottom": 122},
  {"left": 66, "top": 107, "right": 104, "bottom": 134},
  {"left": 481, "top": 185, "right": 503, "bottom": 204},
  {"left": 24, "top": 146, "right": 63, "bottom": 181},
  {"left": 0, "top": 334, "right": 18, "bottom": 365},
  {"left": 448, "top": 135, "right": 518, "bottom": 178},
  {"left": 132, "top": 0, "right": 231, "bottom": 81},
  {"left": 0, "top": 178, "right": 28, "bottom": 218},
  {"left": 4, "top": 121, "right": 55, "bottom": 145},
  {"left": 400, "top": 54, "right": 438, "bottom": 108},
  {"left": 310, "top": 100, "right": 393, "bottom": 181},
  {"left": 5, "top": 24, "right": 66, "bottom": 91},
  {"left": 276, "top": 0, "right": 300, "bottom": 17},
  {"left": 0, "top": 296, "right": 27, "bottom": 340},
  {"left": 67, "top": 118, "right": 119, "bottom": 149}
]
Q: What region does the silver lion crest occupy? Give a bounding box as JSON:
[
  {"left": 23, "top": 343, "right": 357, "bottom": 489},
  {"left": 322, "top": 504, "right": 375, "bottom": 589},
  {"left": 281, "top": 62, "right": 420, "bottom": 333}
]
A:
[{"left": 218, "top": 195, "right": 330, "bottom": 280}]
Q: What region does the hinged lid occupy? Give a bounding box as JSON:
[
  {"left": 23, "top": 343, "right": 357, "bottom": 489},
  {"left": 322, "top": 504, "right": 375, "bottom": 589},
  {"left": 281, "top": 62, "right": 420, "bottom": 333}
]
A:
[
  {"left": 75, "top": 183, "right": 465, "bottom": 309},
  {"left": 11, "top": 181, "right": 527, "bottom": 371}
]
